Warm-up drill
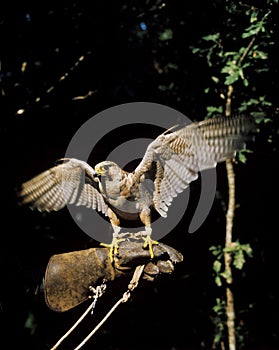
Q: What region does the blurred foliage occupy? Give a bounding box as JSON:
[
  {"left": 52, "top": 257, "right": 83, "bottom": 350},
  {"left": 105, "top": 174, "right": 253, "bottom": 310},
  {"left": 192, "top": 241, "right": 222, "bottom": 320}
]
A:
[
  {"left": 1, "top": 0, "right": 279, "bottom": 349},
  {"left": 191, "top": 0, "right": 278, "bottom": 126},
  {"left": 211, "top": 298, "right": 227, "bottom": 347}
]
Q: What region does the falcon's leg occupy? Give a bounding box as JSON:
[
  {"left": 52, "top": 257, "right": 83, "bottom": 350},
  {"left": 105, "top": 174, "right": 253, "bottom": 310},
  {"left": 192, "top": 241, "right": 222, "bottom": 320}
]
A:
[
  {"left": 139, "top": 209, "right": 158, "bottom": 259},
  {"left": 100, "top": 208, "right": 125, "bottom": 262}
]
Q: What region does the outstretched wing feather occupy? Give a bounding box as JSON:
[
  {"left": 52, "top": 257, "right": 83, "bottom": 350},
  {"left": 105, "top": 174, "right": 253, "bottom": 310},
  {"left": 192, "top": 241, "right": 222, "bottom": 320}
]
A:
[
  {"left": 135, "top": 115, "right": 254, "bottom": 217},
  {"left": 19, "top": 159, "right": 108, "bottom": 216}
]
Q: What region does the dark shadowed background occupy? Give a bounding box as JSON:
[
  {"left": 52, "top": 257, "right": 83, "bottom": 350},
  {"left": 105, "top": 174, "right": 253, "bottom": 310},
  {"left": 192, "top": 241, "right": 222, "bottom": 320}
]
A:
[{"left": 1, "top": 1, "right": 278, "bottom": 349}]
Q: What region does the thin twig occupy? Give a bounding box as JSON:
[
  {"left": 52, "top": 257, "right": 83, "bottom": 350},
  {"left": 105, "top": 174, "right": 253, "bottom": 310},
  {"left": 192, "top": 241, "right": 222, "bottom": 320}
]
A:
[
  {"left": 16, "top": 49, "right": 94, "bottom": 115},
  {"left": 224, "top": 76, "right": 236, "bottom": 350},
  {"left": 238, "top": 36, "right": 256, "bottom": 66}
]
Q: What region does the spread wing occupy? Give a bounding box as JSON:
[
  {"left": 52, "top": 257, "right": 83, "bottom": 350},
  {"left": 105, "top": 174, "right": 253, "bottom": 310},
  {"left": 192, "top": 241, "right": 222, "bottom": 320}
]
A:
[
  {"left": 18, "top": 158, "right": 109, "bottom": 215},
  {"left": 134, "top": 115, "right": 254, "bottom": 217}
]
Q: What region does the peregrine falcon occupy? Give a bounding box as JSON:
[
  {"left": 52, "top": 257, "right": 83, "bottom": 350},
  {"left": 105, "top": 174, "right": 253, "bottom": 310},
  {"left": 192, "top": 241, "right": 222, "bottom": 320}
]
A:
[{"left": 18, "top": 115, "right": 254, "bottom": 260}]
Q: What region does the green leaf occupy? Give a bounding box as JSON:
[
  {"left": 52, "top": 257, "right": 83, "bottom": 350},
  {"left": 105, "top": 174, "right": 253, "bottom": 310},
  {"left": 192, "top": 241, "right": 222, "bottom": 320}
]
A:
[
  {"left": 222, "top": 61, "right": 240, "bottom": 84},
  {"left": 24, "top": 312, "right": 37, "bottom": 335},
  {"left": 159, "top": 29, "right": 173, "bottom": 41},
  {"left": 211, "top": 76, "right": 219, "bottom": 83},
  {"left": 202, "top": 33, "right": 220, "bottom": 42},
  {"left": 233, "top": 250, "right": 245, "bottom": 269},
  {"left": 215, "top": 275, "right": 222, "bottom": 287},
  {"left": 242, "top": 244, "right": 253, "bottom": 257},
  {"left": 224, "top": 242, "right": 253, "bottom": 269},
  {"left": 165, "top": 62, "right": 178, "bottom": 70},
  {"left": 213, "top": 298, "right": 225, "bottom": 314},
  {"left": 213, "top": 260, "right": 222, "bottom": 273},
  {"left": 213, "top": 333, "right": 222, "bottom": 344},
  {"left": 206, "top": 106, "right": 223, "bottom": 117},
  {"left": 220, "top": 271, "right": 231, "bottom": 280},
  {"left": 251, "top": 112, "right": 266, "bottom": 123},
  {"left": 250, "top": 14, "right": 258, "bottom": 23},
  {"left": 252, "top": 50, "right": 268, "bottom": 59},
  {"left": 224, "top": 51, "right": 239, "bottom": 58},
  {"left": 242, "top": 23, "right": 263, "bottom": 38},
  {"left": 238, "top": 152, "right": 247, "bottom": 163},
  {"left": 243, "top": 79, "right": 249, "bottom": 86},
  {"left": 158, "top": 85, "right": 167, "bottom": 91},
  {"left": 221, "top": 61, "right": 237, "bottom": 74},
  {"left": 206, "top": 47, "right": 216, "bottom": 67},
  {"left": 224, "top": 73, "right": 240, "bottom": 85},
  {"left": 191, "top": 47, "right": 200, "bottom": 54}
]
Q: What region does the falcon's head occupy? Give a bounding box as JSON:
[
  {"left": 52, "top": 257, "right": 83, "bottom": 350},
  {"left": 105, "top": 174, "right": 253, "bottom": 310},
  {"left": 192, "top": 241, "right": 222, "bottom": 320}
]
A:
[{"left": 94, "top": 161, "right": 125, "bottom": 182}]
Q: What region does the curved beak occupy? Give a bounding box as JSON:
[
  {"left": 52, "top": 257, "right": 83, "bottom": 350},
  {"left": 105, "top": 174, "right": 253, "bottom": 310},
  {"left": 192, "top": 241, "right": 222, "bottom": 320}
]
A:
[{"left": 92, "top": 169, "right": 99, "bottom": 177}]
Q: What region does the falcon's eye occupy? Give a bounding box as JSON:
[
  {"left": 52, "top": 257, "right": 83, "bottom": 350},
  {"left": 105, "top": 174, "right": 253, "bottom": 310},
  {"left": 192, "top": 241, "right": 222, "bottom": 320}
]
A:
[{"left": 103, "top": 164, "right": 109, "bottom": 171}]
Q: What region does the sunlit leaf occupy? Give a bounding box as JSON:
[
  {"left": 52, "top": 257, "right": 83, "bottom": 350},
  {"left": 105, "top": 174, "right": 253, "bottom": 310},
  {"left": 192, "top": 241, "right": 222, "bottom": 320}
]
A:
[
  {"left": 238, "top": 152, "right": 247, "bottom": 163},
  {"left": 220, "top": 271, "right": 231, "bottom": 280},
  {"left": 215, "top": 276, "right": 222, "bottom": 287},
  {"left": 202, "top": 33, "right": 220, "bottom": 42},
  {"left": 224, "top": 73, "right": 240, "bottom": 85},
  {"left": 159, "top": 29, "right": 173, "bottom": 41},
  {"left": 213, "top": 260, "right": 222, "bottom": 273},
  {"left": 211, "top": 76, "right": 219, "bottom": 83},
  {"left": 206, "top": 105, "right": 223, "bottom": 117}
]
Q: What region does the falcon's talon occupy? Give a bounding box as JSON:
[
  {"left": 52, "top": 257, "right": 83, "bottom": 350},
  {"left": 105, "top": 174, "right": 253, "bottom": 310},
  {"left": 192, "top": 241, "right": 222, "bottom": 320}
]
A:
[
  {"left": 100, "top": 237, "right": 126, "bottom": 262},
  {"left": 142, "top": 235, "right": 159, "bottom": 259}
]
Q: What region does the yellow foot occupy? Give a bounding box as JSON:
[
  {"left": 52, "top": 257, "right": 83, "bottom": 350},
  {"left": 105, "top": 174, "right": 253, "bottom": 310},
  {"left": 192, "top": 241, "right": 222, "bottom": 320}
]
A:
[
  {"left": 142, "top": 235, "right": 158, "bottom": 259},
  {"left": 100, "top": 237, "right": 126, "bottom": 262}
]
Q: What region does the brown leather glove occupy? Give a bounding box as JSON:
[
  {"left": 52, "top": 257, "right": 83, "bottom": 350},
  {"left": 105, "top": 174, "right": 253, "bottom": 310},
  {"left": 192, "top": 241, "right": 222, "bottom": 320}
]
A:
[{"left": 44, "top": 241, "right": 183, "bottom": 312}]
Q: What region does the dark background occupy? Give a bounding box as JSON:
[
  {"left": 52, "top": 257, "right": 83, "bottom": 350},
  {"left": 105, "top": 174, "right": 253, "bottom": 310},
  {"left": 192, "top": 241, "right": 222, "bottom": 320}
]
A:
[{"left": 1, "top": 1, "right": 278, "bottom": 349}]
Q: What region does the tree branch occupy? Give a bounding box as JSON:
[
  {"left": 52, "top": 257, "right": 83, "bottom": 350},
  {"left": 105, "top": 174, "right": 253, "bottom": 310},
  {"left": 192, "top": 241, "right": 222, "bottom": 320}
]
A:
[{"left": 224, "top": 83, "right": 236, "bottom": 350}]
